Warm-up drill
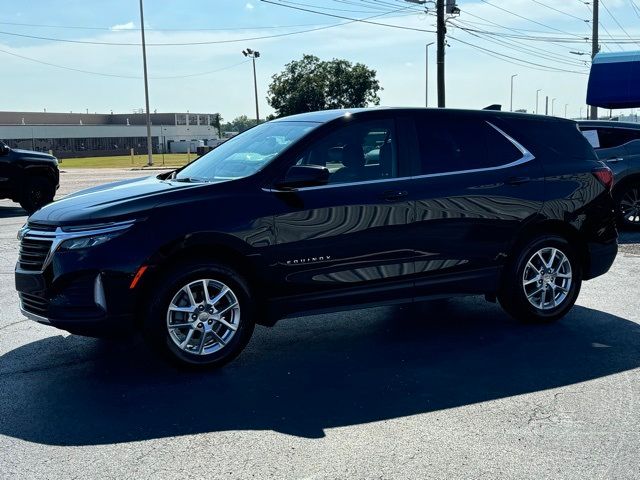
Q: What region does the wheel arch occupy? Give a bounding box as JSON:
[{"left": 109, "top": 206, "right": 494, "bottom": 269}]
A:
[
  {"left": 612, "top": 172, "right": 640, "bottom": 198},
  {"left": 132, "top": 233, "right": 269, "bottom": 328},
  {"left": 507, "top": 218, "right": 590, "bottom": 278}
]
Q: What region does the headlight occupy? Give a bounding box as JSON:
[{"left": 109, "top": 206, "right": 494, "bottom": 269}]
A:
[
  {"left": 59, "top": 232, "right": 123, "bottom": 250},
  {"left": 57, "top": 219, "right": 137, "bottom": 251}
]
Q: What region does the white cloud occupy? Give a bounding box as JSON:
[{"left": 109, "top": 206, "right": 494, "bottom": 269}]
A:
[
  {"left": 245, "top": 2, "right": 254, "bottom": 11},
  {"left": 110, "top": 21, "right": 135, "bottom": 31}
]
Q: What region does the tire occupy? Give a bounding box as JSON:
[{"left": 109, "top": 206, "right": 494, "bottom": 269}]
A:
[
  {"left": 143, "top": 261, "right": 256, "bottom": 369},
  {"left": 615, "top": 183, "right": 640, "bottom": 230},
  {"left": 19, "top": 176, "right": 55, "bottom": 214},
  {"left": 498, "top": 235, "right": 582, "bottom": 324}
]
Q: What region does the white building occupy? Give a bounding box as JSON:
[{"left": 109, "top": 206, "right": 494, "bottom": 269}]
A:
[{"left": 0, "top": 111, "right": 221, "bottom": 158}]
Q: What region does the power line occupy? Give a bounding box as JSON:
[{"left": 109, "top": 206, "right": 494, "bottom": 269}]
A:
[
  {"left": 0, "top": 48, "right": 250, "bottom": 79},
  {"left": 448, "top": 34, "right": 589, "bottom": 75},
  {"left": 479, "top": 0, "right": 589, "bottom": 38},
  {"left": 0, "top": 6, "right": 419, "bottom": 46},
  {"left": 600, "top": 0, "right": 640, "bottom": 47},
  {"left": 529, "top": 0, "right": 590, "bottom": 23},
  {"left": 260, "top": 0, "right": 436, "bottom": 33}
]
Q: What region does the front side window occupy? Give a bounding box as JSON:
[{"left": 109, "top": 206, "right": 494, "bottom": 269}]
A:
[
  {"left": 175, "top": 121, "right": 317, "bottom": 183},
  {"left": 296, "top": 119, "right": 398, "bottom": 185},
  {"left": 416, "top": 117, "right": 523, "bottom": 175}
]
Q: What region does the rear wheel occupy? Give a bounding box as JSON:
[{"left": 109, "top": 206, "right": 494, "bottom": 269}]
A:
[
  {"left": 144, "top": 261, "right": 255, "bottom": 369},
  {"left": 19, "top": 176, "right": 55, "bottom": 213},
  {"left": 498, "top": 235, "right": 582, "bottom": 323},
  {"left": 616, "top": 183, "right": 640, "bottom": 230}
]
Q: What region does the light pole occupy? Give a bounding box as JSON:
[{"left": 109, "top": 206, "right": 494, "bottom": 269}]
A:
[
  {"left": 425, "top": 42, "right": 434, "bottom": 107},
  {"left": 564, "top": 103, "right": 569, "bottom": 118},
  {"left": 552, "top": 98, "right": 557, "bottom": 116},
  {"left": 536, "top": 89, "right": 542, "bottom": 115},
  {"left": 510, "top": 74, "right": 518, "bottom": 112},
  {"left": 139, "top": 0, "right": 153, "bottom": 166},
  {"left": 242, "top": 48, "right": 261, "bottom": 125}
]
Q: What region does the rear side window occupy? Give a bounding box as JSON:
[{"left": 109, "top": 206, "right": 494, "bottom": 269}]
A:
[
  {"left": 508, "top": 119, "right": 597, "bottom": 161},
  {"left": 415, "top": 116, "right": 522, "bottom": 175},
  {"left": 582, "top": 127, "right": 640, "bottom": 150}
]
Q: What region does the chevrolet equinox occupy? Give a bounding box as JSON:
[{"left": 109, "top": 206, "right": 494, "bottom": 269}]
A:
[{"left": 15, "top": 108, "right": 618, "bottom": 368}]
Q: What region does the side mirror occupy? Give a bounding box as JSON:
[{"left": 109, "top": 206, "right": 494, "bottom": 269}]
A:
[
  {"left": 275, "top": 165, "right": 330, "bottom": 190},
  {"left": 0, "top": 144, "right": 9, "bottom": 156}
]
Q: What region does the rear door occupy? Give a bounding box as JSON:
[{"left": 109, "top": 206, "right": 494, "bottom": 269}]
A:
[
  {"left": 266, "top": 116, "right": 415, "bottom": 311},
  {"left": 404, "top": 111, "right": 545, "bottom": 297},
  {"left": 581, "top": 126, "right": 630, "bottom": 177}
]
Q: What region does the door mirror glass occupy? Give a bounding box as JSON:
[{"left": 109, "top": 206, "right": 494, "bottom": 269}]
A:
[{"left": 275, "top": 165, "right": 329, "bottom": 189}]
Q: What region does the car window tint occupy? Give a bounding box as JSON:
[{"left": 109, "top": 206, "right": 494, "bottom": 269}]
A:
[
  {"left": 588, "top": 127, "right": 640, "bottom": 149},
  {"left": 416, "top": 116, "right": 520, "bottom": 174},
  {"left": 296, "top": 120, "right": 398, "bottom": 185}
]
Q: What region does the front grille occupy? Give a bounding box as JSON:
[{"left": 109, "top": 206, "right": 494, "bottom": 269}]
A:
[
  {"left": 20, "top": 293, "right": 49, "bottom": 316},
  {"left": 19, "top": 237, "right": 53, "bottom": 271},
  {"left": 27, "top": 222, "right": 56, "bottom": 232}
]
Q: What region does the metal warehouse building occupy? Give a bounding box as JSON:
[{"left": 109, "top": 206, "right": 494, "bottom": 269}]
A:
[{"left": 0, "top": 111, "right": 221, "bottom": 158}]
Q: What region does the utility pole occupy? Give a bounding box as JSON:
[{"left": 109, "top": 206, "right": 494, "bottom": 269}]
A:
[
  {"left": 590, "top": 0, "right": 599, "bottom": 120},
  {"left": 536, "top": 89, "right": 541, "bottom": 115},
  {"left": 510, "top": 74, "right": 518, "bottom": 111},
  {"left": 139, "top": 0, "right": 153, "bottom": 166},
  {"left": 545, "top": 96, "right": 549, "bottom": 115},
  {"left": 436, "top": 0, "right": 446, "bottom": 107},
  {"left": 243, "top": 48, "right": 261, "bottom": 124},
  {"left": 426, "top": 42, "right": 434, "bottom": 107},
  {"left": 564, "top": 103, "right": 568, "bottom": 118}
]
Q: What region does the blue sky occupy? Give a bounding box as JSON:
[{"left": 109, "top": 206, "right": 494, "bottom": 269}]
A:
[{"left": 1, "top": 0, "right": 639, "bottom": 120}]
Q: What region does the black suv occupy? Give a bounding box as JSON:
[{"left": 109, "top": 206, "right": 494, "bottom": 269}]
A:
[
  {"left": 15, "top": 108, "right": 617, "bottom": 368},
  {"left": 0, "top": 141, "right": 59, "bottom": 212},
  {"left": 577, "top": 121, "right": 640, "bottom": 229}
]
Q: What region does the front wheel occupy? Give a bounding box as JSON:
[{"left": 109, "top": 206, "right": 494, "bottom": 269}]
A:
[
  {"left": 498, "top": 235, "right": 582, "bottom": 323},
  {"left": 19, "top": 176, "right": 55, "bottom": 213},
  {"left": 144, "top": 261, "right": 256, "bottom": 369}
]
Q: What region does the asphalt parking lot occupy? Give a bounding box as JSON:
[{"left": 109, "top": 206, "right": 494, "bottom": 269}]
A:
[{"left": 1, "top": 169, "right": 639, "bottom": 479}]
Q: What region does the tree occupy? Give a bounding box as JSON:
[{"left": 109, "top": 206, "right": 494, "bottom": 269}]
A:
[
  {"left": 210, "top": 113, "right": 223, "bottom": 138},
  {"left": 267, "top": 54, "right": 382, "bottom": 117},
  {"left": 222, "top": 115, "right": 258, "bottom": 133}
]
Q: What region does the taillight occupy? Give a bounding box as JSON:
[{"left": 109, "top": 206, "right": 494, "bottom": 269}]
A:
[{"left": 592, "top": 167, "right": 613, "bottom": 191}]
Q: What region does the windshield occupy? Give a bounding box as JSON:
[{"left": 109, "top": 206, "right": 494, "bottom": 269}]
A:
[{"left": 175, "top": 121, "right": 318, "bottom": 182}]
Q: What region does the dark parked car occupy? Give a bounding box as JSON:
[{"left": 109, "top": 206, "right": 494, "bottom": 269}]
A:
[
  {"left": 15, "top": 108, "right": 617, "bottom": 368},
  {"left": 578, "top": 121, "right": 640, "bottom": 229},
  {"left": 0, "top": 140, "right": 59, "bottom": 212}
]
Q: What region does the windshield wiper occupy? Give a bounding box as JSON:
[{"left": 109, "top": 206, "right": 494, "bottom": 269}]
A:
[{"left": 173, "top": 177, "right": 207, "bottom": 183}]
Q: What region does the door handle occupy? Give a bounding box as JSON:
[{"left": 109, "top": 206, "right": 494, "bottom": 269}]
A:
[
  {"left": 506, "top": 176, "right": 531, "bottom": 185},
  {"left": 381, "top": 190, "right": 408, "bottom": 202},
  {"left": 607, "top": 157, "right": 624, "bottom": 163}
]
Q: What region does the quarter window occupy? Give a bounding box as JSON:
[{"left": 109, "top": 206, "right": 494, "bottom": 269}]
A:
[
  {"left": 416, "top": 117, "right": 522, "bottom": 175},
  {"left": 296, "top": 120, "right": 398, "bottom": 185}
]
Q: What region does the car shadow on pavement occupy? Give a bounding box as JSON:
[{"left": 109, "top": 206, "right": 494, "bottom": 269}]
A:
[
  {"left": 1, "top": 298, "right": 639, "bottom": 446},
  {"left": 0, "top": 205, "right": 26, "bottom": 219}
]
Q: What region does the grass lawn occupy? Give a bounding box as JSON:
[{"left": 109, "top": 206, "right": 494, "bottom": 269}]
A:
[{"left": 59, "top": 153, "right": 196, "bottom": 169}]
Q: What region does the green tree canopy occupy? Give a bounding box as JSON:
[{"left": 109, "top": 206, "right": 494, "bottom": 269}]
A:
[
  {"left": 267, "top": 54, "right": 382, "bottom": 117},
  {"left": 222, "top": 115, "right": 258, "bottom": 133}
]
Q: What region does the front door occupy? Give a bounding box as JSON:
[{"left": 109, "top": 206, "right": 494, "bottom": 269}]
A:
[{"left": 267, "top": 117, "right": 415, "bottom": 312}]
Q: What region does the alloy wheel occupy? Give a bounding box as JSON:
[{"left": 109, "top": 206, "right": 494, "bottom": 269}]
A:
[
  {"left": 166, "top": 279, "right": 240, "bottom": 355},
  {"left": 522, "top": 247, "right": 573, "bottom": 310},
  {"left": 620, "top": 186, "right": 640, "bottom": 226}
]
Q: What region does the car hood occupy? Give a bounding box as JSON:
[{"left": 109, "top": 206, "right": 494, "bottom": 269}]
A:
[
  {"left": 29, "top": 175, "right": 210, "bottom": 225},
  {"left": 11, "top": 148, "right": 56, "bottom": 161}
]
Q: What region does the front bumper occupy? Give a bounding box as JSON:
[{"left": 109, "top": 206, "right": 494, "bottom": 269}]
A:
[
  {"left": 16, "top": 269, "right": 135, "bottom": 337},
  {"left": 14, "top": 220, "right": 144, "bottom": 337}
]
